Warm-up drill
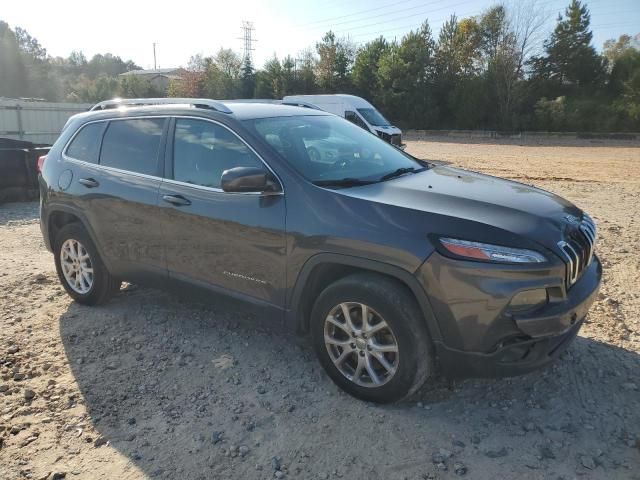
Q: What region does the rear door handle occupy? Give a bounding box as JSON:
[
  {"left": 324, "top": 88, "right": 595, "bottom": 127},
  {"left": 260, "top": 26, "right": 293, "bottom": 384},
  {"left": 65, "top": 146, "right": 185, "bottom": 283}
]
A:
[
  {"left": 78, "top": 178, "right": 99, "bottom": 188},
  {"left": 162, "top": 194, "right": 191, "bottom": 206}
]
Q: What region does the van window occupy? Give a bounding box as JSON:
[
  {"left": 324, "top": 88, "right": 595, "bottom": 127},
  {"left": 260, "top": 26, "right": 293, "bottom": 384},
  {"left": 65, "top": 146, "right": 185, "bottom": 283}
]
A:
[
  {"left": 100, "top": 118, "right": 165, "bottom": 176},
  {"left": 356, "top": 108, "right": 391, "bottom": 127},
  {"left": 66, "top": 122, "right": 105, "bottom": 164},
  {"left": 172, "top": 119, "right": 263, "bottom": 189},
  {"left": 345, "top": 111, "right": 369, "bottom": 131}
]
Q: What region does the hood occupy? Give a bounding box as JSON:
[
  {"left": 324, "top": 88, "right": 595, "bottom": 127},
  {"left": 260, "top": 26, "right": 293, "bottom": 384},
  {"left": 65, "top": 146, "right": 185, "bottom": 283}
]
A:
[{"left": 341, "top": 165, "right": 583, "bottom": 251}]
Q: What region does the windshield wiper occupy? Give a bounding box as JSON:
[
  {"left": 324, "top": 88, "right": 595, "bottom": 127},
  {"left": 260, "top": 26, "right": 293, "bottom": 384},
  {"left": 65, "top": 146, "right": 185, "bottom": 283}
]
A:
[
  {"left": 379, "top": 167, "right": 419, "bottom": 182},
  {"left": 313, "top": 178, "right": 377, "bottom": 188}
]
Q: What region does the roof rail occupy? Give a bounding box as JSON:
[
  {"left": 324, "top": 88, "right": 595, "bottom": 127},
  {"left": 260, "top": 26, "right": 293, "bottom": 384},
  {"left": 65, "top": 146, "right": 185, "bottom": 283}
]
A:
[
  {"left": 90, "top": 98, "right": 233, "bottom": 114},
  {"left": 281, "top": 100, "right": 322, "bottom": 110}
]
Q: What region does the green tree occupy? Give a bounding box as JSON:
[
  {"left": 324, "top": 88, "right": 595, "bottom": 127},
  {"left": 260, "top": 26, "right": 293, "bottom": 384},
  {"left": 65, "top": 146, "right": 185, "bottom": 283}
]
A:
[
  {"left": 0, "top": 21, "right": 27, "bottom": 97},
  {"left": 296, "top": 48, "right": 317, "bottom": 94},
  {"left": 434, "top": 16, "right": 476, "bottom": 126},
  {"left": 531, "top": 0, "right": 604, "bottom": 87},
  {"left": 68, "top": 50, "right": 87, "bottom": 67},
  {"left": 67, "top": 76, "right": 119, "bottom": 102},
  {"left": 86, "top": 53, "right": 139, "bottom": 79},
  {"left": 377, "top": 22, "right": 436, "bottom": 127},
  {"left": 240, "top": 56, "right": 255, "bottom": 98},
  {"left": 119, "top": 75, "right": 162, "bottom": 98},
  {"left": 608, "top": 45, "right": 640, "bottom": 129},
  {"left": 352, "top": 37, "right": 389, "bottom": 101},
  {"left": 316, "top": 31, "right": 355, "bottom": 92},
  {"left": 256, "top": 56, "right": 283, "bottom": 98},
  {"left": 282, "top": 55, "right": 296, "bottom": 95},
  {"left": 201, "top": 49, "right": 242, "bottom": 99}
]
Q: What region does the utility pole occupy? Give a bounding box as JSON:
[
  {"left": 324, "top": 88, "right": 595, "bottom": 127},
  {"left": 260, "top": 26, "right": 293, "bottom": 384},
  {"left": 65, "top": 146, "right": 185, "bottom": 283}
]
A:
[
  {"left": 153, "top": 42, "right": 157, "bottom": 70},
  {"left": 239, "top": 21, "right": 257, "bottom": 64}
]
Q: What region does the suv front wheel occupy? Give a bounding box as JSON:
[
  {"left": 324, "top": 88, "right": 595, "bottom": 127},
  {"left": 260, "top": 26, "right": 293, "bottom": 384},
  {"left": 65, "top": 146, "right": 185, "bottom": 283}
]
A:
[
  {"left": 54, "top": 223, "right": 120, "bottom": 305},
  {"left": 311, "top": 273, "right": 433, "bottom": 403}
]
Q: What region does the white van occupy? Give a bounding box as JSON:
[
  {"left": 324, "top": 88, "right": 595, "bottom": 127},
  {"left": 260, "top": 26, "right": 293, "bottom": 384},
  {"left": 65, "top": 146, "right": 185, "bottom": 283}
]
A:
[{"left": 282, "top": 94, "right": 404, "bottom": 148}]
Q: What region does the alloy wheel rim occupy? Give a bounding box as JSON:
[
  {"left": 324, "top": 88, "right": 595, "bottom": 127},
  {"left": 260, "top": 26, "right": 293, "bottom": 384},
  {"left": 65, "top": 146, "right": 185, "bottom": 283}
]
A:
[
  {"left": 60, "top": 239, "right": 94, "bottom": 294},
  {"left": 324, "top": 302, "right": 399, "bottom": 388}
]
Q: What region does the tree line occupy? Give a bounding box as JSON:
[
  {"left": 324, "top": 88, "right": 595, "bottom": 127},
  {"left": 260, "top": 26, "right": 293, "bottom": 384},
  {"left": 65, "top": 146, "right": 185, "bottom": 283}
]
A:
[{"left": 1, "top": 0, "right": 639, "bottom": 132}]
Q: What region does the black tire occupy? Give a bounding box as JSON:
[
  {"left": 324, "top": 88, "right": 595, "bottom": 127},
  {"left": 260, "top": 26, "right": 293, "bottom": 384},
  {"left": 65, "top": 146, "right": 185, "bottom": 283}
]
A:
[
  {"left": 310, "top": 273, "right": 434, "bottom": 403},
  {"left": 53, "top": 223, "right": 120, "bottom": 306}
]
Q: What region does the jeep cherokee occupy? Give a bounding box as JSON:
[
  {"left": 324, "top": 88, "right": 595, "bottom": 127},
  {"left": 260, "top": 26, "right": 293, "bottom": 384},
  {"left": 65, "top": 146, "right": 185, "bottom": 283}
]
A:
[{"left": 39, "top": 98, "right": 602, "bottom": 403}]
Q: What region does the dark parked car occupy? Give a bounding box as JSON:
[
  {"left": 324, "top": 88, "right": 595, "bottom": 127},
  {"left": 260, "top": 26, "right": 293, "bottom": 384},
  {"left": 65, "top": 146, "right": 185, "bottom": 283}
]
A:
[{"left": 39, "top": 98, "right": 601, "bottom": 403}]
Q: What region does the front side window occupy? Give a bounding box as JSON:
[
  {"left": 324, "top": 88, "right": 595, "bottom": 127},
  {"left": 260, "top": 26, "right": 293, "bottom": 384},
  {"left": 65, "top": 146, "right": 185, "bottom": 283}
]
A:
[
  {"left": 357, "top": 108, "right": 391, "bottom": 127},
  {"left": 172, "top": 118, "right": 263, "bottom": 189},
  {"left": 100, "top": 118, "right": 165, "bottom": 176},
  {"left": 345, "top": 110, "right": 369, "bottom": 131},
  {"left": 244, "top": 115, "right": 424, "bottom": 186},
  {"left": 66, "top": 122, "right": 105, "bottom": 164}
]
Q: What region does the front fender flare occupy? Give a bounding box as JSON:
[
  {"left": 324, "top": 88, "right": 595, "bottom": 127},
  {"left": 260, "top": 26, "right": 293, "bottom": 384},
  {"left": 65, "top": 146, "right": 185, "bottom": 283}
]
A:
[{"left": 286, "top": 253, "right": 442, "bottom": 343}]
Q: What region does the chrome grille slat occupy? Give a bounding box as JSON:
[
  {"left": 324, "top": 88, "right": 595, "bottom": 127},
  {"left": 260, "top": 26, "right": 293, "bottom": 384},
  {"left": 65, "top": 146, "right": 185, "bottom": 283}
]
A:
[
  {"left": 580, "top": 224, "right": 595, "bottom": 264},
  {"left": 565, "top": 242, "right": 581, "bottom": 283},
  {"left": 558, "top": 215, "right": 597, "bottom": 289}
]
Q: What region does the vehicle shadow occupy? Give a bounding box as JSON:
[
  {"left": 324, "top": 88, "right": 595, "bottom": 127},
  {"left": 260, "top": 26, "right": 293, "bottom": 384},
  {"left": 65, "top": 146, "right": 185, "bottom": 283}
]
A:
[{"left": 59, "top": 286, "right": 640, "bottom": 479}]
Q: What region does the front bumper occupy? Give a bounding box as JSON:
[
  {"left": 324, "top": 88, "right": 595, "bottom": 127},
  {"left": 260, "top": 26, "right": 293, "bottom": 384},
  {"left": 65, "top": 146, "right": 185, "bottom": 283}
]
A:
[{"left": 417, "top": 252, "right": 602, "bottom": 378}]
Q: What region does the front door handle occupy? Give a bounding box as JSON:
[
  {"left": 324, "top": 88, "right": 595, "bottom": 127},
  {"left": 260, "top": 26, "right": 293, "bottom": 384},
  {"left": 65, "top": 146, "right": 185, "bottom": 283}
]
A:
[
  {"left": 79, "top": 177, "right": 99, "bottom": 188},
  {"left": 162, "top": 194, "right": 191, "bottom": 207}
]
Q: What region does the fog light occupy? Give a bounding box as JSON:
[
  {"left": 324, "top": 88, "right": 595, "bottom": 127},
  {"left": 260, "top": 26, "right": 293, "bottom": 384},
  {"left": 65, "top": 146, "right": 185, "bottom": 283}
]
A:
[{"left": 508, "top": 289, "right": 548, "bottom": 313}]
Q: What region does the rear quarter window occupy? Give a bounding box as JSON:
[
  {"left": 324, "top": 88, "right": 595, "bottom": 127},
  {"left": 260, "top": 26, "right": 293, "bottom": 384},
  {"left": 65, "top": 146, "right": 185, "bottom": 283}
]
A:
[
  {"left": 65, "top": 122, "right": 106, "bottom": 164},
  {"left": 100, "top": 118, "right": 165, "bottom": 176}
]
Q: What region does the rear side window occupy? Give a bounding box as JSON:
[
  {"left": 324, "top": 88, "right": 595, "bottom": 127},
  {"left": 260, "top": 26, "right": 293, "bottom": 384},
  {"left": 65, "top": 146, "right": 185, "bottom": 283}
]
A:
[
  {"left": 173, "top": 118, "right": 263, "bottom": 189},
  {"left": 66, "top": 122, "right": 105, "bottom": 164},
  {"left": 100, "top": 118, "right": 165, "bottom": 176}
]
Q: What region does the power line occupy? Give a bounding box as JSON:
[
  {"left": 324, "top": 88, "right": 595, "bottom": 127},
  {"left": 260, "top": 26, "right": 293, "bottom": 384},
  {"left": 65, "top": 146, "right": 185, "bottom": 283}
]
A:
[
  {"left": 306, "top": 0, "right": 474, "bottom": 32},
  {"left": 295, "top": 0, "right": 420, "bottom": 28},
  {"left": 331, "top": 0, "right": 477, "bottom": 36},
  {"left": 301, "top": 0, "right": 613, "bottom": 35},
  {"left": 345, "top": 0, "right": 615, "bottom": 44}
]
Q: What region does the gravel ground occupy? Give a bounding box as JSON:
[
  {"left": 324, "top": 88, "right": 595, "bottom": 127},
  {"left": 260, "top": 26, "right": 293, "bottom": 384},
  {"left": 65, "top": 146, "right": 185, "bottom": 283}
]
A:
[{"left": 1, "top": 139, "right": 639, "bottom": 480}]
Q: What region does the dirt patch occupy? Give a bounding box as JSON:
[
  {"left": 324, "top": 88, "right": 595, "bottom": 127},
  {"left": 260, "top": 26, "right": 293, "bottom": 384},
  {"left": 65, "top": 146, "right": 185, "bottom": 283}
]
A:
[{"left": 1, "top": 139, "right": 639, "bottom": 479}]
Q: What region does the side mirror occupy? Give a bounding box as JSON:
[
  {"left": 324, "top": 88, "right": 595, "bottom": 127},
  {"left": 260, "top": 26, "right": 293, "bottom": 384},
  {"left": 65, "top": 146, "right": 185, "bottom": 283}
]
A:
[{"left": 220, "top": 166, "right": 280, "bottom": 193}]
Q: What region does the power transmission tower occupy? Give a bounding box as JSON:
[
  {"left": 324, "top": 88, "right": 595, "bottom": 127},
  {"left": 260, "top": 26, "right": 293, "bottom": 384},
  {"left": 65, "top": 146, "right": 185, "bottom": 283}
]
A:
[{"left": 239, "top": 21, "right": 257, "bottom": 64}]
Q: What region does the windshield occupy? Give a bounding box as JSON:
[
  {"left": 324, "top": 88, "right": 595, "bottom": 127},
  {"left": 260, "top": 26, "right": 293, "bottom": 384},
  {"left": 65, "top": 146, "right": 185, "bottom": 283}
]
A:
[
  {"left": 244, "top": 115, "right": 423, "bottom": 186},
  {"left": 356, "top": 108, "right": 391, "bottom": 127}
]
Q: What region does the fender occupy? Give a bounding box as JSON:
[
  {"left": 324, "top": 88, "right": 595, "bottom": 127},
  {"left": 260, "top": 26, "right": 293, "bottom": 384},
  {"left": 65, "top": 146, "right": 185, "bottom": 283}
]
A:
[
  {"left": 42, "top": 202, "right": 114, "bottom": 272},
  {"left": 286, "top": 252, "right": 443, "bottom": 342}
]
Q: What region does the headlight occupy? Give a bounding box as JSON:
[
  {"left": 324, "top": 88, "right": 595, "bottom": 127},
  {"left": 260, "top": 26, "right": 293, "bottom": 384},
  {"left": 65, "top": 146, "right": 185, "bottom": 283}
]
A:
[{"left": 440, "top": 238, "right": 547, "bottom": 263}]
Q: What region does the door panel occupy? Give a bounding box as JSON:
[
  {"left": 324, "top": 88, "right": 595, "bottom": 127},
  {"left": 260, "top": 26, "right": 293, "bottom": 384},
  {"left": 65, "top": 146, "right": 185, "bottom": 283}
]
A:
[
  {"left": 159, "top": 182, "right": 286, "bottom": 305},
  {"left": 83, "top": 168, "right": 166, "bottom": 278},
  {"left": 75, "top": 117, "right": 168, "bottom": 278},
  {"left": 160, "top": 117, "right": 287, "bottom": 306}
]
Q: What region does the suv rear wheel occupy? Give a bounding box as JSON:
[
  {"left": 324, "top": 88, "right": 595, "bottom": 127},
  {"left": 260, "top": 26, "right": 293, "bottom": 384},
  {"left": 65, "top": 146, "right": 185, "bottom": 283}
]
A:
[
  {"left": 311, "top": 273, "right": 433, "bottom": 403},
  {"left": 54, "top": 223, "right": 120, "bottom": 305}
]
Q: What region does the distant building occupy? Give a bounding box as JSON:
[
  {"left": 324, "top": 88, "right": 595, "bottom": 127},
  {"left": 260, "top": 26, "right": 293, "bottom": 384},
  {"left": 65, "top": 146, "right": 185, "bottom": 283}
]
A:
[{"left": 119, "top": 68, "right": 186, "bottom": 91}]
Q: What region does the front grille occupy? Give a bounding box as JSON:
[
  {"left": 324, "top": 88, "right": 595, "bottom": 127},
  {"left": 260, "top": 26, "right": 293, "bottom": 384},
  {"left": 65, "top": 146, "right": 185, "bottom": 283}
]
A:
[
  {"left": 557, "top": 214, "right": 596, "bottom": 289},
  {"left": 391, "top": 134, "right": 402, "bottom": 146}
]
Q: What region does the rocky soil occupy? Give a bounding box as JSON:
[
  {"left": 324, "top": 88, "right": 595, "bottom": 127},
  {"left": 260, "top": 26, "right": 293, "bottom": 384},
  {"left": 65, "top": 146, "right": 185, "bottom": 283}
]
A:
[{"left": 1, "top": 139, "right": 639, "bottom": 479}]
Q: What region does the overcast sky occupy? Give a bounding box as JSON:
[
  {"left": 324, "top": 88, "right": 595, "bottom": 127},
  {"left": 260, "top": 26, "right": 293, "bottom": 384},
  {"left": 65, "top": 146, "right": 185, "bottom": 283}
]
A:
[{"left": 3, "top": 0, "right": 639, "bottom": 69}]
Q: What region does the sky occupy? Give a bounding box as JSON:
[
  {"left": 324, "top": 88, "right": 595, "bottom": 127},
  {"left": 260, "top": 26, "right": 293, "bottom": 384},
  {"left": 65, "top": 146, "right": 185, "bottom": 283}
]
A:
[{"left": 2, "top": 0, "right": 639, "bottom": 69}]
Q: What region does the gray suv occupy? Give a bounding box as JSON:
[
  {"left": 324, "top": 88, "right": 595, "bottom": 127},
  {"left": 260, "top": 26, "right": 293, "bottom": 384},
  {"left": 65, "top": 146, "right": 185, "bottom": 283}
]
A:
[{"left": 39, "top": 98, "right": 602, "bottom": 403}]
